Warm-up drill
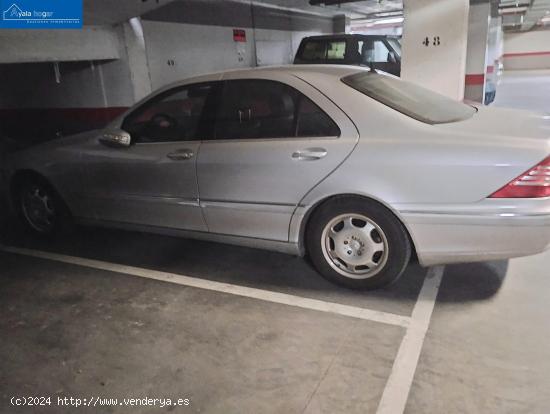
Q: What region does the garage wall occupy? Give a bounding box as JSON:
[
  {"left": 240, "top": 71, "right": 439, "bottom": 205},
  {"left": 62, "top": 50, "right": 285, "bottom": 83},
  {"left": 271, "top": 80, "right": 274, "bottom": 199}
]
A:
[
  {"left": 503, "top": 29, "right": 550, "bottom": 70},
  {"left": 0, "top": 23, "right": 141, "bottom": 141},
  {"left": 142, "top": 21, "right": 254, "bottom": 90},
  {"left": 0, "top": 26, "right": 121, "bottom": 64},
  {"left": 141, "top": 0, "right": 333, "bottom": 89},
  {"left": 142, "top": 22, "right": 328, "bottom": 90},
  {"left": 0, "top": 60, "right": 132, "bottom": 141},
  {"left": 0, "top": 1, "right": 333, "bottom": 141}
]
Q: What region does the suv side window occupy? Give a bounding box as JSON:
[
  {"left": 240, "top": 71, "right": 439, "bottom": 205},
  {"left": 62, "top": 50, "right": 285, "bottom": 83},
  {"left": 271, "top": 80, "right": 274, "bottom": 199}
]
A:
[
  {"left": 326, "top": 40, "right": 346, "bottom": 61},
  {"left": 301, "top": 40, "right": 327, "bottom": 61},
  {"left": 213, "top": 80, "right": 340, "bottom": 140},
  {"left": 299, "top": 39, "right": 347, "bottom": 62},
  {"left": 360, "top": 40, "right": 392, "bottom": 64},
  {"left": 122, "top": 83, "right": 214, "bottom": 143}
]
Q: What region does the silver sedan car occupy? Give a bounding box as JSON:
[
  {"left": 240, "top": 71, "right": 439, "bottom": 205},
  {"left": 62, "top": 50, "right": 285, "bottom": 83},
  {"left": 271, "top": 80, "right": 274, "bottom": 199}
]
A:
[{"left": 2, "top": 66, "right": 550, "bottom": 289}]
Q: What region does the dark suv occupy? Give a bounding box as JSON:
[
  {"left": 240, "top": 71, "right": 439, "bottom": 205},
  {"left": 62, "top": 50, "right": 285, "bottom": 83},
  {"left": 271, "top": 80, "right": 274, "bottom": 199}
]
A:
[{"left": 294, "top": 34, "right": 401, "bottom": 76}]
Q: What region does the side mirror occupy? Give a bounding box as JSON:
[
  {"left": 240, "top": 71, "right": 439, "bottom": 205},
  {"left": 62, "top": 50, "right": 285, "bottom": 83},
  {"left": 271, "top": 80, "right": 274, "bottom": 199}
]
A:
[{"left": 99, "top": 129, "right": 132, "bottom": 148}]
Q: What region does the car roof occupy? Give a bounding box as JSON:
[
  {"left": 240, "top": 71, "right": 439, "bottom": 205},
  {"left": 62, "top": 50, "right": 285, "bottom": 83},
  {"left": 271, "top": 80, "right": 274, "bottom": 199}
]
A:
[
  {"left": 300, "top": 34, "right": 400, "bottom": 40},
  {"left": 161, "top": 64, "right": 368, "bottom": 90},
  {"left": 226, "top": 64, "right": 366, "bottom": 78}
]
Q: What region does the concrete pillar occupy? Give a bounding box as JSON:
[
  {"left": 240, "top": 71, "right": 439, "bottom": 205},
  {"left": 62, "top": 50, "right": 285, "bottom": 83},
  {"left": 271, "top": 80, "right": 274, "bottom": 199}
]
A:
[
  {"left": 484, "top": 16, "right": 503, "bottom": 103},
  {"left": 122, "top": 18, "right": 153, "bottom": 103},
  {"left": 333, "top": 14, "right": 351, "bottom": 34},
  {"left": 464, "top": 2, "right": 491, "bottom": 104},
  {"left": 401, "top": 0, "right": 470, "bottom": 100}
]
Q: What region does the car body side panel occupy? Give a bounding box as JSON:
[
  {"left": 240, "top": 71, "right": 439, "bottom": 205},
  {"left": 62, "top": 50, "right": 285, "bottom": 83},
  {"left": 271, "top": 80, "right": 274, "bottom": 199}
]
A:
[
  {"left": 196, "top": 71, "right": 359, "bottom": 242},
  {"left": 4, "top": 132, "right": 92, "bottom": 217},
  {"left": 80, "top": 138, "right": 206, "bottom": 231},
  {"left": 401, "top": 201, "right": 550, "bottom": 266},
  {"left": 292, "top": 71, "right": 549, "bottom": 204},
  {"left": 289, "top": 70, "right": 550, "bottom": 265}
]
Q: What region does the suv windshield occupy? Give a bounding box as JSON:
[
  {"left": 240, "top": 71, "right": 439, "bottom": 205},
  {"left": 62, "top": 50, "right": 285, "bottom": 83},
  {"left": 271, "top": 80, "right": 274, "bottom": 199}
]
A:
[
  {"left": 387, "top": 38, "right": 401, "bottom": 57},
  {"left": 342, "top": 72, "right": 476, "bottom": 124}
]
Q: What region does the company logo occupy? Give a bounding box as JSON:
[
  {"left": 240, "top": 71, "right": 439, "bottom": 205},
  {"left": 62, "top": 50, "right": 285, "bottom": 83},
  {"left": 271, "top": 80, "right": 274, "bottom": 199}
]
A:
[
  {"left": 0, "top": 0, "right": 82, "bottom": 29},
  {"left": 3, "top": 3, "right": 31, "bottom": 19}
]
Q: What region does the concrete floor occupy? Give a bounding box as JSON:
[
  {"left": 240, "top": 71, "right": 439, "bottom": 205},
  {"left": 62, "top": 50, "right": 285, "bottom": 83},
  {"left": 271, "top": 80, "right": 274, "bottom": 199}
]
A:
[{"left": 1, "top": 71, "right": 549, "bottom": 414}]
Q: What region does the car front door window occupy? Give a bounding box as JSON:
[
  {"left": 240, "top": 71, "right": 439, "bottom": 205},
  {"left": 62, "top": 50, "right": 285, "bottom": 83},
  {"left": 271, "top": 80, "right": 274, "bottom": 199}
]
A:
[{"left": 122, "top": 84, "right": 214, "bottom": 143}]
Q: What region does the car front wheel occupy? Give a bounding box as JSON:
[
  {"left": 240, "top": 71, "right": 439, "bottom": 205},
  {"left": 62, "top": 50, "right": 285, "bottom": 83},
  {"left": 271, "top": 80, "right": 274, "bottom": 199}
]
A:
[
  {"left": 306, "top": 197, "right": 411, "bottom": 290},
  {"left": 17, "top": 177, "right": 71, "bottom": 235}
]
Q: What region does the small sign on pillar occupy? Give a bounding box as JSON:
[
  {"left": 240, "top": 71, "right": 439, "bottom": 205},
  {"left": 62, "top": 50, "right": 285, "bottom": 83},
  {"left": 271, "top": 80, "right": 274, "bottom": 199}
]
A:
[{"left": 233, "top": 29, "right": 247, "bottom": 42}]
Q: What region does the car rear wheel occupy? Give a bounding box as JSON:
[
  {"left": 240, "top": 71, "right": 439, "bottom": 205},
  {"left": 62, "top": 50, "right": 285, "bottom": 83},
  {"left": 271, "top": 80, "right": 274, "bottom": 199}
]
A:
[
  {"left": 306, "top": 197, "right": 411, "bottom": 290},
  {"left": 17, "top": 177, "right": 71, "bottom": 235}
]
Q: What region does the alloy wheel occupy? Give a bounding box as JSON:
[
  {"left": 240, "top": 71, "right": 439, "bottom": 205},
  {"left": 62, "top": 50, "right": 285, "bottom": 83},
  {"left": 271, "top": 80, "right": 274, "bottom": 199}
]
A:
[
  {"left": 21, "top": 185, "right": 56, "bottom": 233},
  {"left": 321, "top": 213, "right": 389, "bottom": 279}
]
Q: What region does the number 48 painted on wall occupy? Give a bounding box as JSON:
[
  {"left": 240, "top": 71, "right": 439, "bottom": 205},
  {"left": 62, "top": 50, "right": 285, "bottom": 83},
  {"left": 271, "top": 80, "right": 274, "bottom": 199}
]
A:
[{"left": 422, "top": 36, "right": 441, "bottom": 47}]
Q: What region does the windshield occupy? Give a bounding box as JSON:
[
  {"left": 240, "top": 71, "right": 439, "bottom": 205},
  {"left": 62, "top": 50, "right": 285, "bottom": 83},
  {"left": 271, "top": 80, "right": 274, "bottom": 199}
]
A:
[{"left": 342, "top": 72, "right": 476, "bottom": 124}]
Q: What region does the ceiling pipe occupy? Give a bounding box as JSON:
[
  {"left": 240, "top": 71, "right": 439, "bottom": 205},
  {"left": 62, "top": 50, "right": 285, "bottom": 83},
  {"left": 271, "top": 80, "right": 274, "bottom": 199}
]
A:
[{"left": 309, "top": 0, "right": 371, "bottom": 5}]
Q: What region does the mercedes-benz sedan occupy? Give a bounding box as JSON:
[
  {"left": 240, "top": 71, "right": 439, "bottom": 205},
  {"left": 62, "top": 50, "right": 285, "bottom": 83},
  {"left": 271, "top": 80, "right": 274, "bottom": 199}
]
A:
[{"left": 2, "top": 66, "right": 550, "bottom": 289}]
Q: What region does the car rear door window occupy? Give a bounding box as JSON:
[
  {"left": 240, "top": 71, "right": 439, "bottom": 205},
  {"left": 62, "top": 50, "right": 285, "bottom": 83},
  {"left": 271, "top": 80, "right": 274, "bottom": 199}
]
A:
[
  {"left": 296, "top": 95, "right": 341, "bottom": 137},
  {"left": 122, "top": 83, "right": 215, "bottom": 143},
  {"left": 213, "top": 80, "right": 340, "bottom": 140}
]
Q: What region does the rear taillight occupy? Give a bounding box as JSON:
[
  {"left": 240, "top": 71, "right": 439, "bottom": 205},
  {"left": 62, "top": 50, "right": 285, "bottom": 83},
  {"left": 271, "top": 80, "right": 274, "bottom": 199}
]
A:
[{"left": 489, "top": 156, "right": 550, "bottom": 198}]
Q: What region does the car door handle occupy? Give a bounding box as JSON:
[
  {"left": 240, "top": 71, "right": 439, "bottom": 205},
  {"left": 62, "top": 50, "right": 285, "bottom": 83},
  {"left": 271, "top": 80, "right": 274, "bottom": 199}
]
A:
[
  {"left": 167, "top": 149, "right": 194, "bottom": 161},
  {"left": 292, "top": 148, "right": 327, "bottom": 161}
]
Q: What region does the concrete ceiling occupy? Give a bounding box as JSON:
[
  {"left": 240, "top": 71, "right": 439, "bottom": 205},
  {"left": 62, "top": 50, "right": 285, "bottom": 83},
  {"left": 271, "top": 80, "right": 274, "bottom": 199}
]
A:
[
  {"left": 499, "top": 0, "right": 550, "bottom": 31},
  {"left": 83, "top": 0, "right": 177, "bottom": 25},
  {"left": 83, "top": 0, "right": 404, "bottom": 24},
  {"left": 246, "top": 0, "right": 403, "bottom": 18},
  {"left": 82, "top": 0, "right": 549, "bottom": 31}
]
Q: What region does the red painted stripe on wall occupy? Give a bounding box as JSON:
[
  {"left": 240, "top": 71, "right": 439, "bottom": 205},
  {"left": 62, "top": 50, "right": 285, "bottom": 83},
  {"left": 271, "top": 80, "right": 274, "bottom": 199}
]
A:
[
  {"left": 465, "top": 74, "right": 485, "bottom": 85},
  {"left": 503, "top": 51, "right": 550, "bottom": 58},
  {"left": 0, "top": 107, "right": 129, "bottom": 140},
  {"left": 0, "top": 107, "right": 128, "bottom": 122}
]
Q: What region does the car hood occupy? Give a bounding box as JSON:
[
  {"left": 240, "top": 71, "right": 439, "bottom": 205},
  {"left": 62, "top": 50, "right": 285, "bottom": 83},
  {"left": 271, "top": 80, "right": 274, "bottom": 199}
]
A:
[
  {"left": 4, "top": 130, "right": 100, "bottom": 175},
  {"left": 12, "top": 130, "right": 98, "bottom": 155}
]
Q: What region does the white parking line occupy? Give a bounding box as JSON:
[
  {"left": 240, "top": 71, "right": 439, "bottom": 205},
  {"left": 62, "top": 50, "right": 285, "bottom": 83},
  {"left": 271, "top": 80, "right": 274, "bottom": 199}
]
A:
[
  {"left": 376, "top": 265, "right": 444, "bottom": 414},
  {"left": 0, "top": 244, "right": 411, "bottom": 328}
]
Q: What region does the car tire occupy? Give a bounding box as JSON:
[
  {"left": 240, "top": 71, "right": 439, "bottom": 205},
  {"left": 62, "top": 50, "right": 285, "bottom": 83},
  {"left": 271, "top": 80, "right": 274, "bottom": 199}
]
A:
[
  {"left": 16, "top": 176, "right": 72, "bottom": 236},
  {"left": 306, "top": 196, "right": 411, "bottom": 290}
]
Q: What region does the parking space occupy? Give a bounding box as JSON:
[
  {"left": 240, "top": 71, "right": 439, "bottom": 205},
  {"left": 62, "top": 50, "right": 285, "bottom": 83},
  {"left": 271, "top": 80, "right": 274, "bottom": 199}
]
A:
[
  {"left": 0, "top": 222, "right": 427, "bottom": 317},
  {"left": 0, "top": 222, "right": 429, "bottom": 413},
  {"left": 1, "top": 252, "right": 407, "bottom": 414}
]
